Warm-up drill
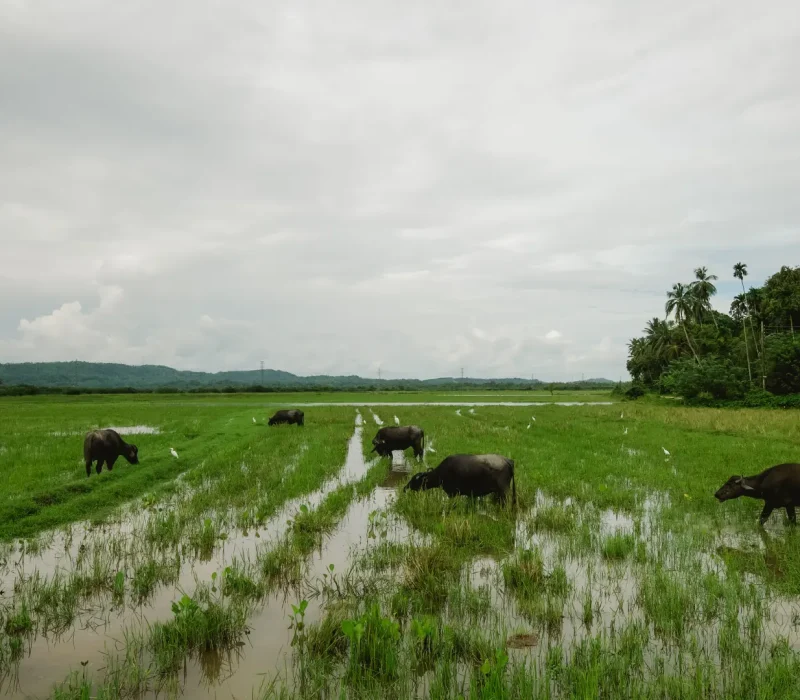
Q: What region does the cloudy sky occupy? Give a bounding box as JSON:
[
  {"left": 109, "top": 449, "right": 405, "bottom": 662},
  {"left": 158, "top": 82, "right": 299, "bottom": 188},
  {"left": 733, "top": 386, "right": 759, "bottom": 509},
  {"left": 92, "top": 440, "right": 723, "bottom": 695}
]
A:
[{"left": 1, "top": 1, "right": 798, "bottom": 380}]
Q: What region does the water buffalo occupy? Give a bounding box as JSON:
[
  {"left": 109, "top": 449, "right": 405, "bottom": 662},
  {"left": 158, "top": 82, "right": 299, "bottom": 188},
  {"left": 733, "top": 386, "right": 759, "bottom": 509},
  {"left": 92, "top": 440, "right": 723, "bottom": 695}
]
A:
[
  {"left": 371, "top": 425, "right": 425, "bottom": 460},
  {"left": 714, "top": 463, "right": 800, "bottom": 526},
  {"left": 404, "top": 453, "right": 516, "bottom": 506},
  {"left": 268, "top": 409, "right": 305, "bottom": 426},
  {"left": 83, "top": 429, "right": 139, "bottom": 477}
]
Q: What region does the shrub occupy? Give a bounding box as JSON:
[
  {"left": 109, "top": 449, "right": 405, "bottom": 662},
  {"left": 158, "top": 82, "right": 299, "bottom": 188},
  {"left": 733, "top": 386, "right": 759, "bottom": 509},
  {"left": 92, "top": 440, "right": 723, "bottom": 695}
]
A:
[
  {"left": 624, "top": 383, "right": 646, "bottom": 400},
  {"left": 663, "top": 358, "right": 747, "bottom": 400}
]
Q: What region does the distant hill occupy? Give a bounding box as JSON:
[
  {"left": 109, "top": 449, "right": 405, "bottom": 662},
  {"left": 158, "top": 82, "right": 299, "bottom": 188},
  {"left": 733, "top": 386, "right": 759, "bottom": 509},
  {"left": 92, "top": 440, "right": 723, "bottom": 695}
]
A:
[{"left": 0, "top": 361, "right": 615, "bottom": 391}]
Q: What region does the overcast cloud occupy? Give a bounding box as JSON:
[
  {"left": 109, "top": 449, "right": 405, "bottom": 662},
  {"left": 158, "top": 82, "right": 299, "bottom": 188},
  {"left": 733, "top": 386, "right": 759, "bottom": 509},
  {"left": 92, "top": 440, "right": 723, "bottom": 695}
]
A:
[{"left": 1, "top": 1, "right": 798, "bottom": 380}]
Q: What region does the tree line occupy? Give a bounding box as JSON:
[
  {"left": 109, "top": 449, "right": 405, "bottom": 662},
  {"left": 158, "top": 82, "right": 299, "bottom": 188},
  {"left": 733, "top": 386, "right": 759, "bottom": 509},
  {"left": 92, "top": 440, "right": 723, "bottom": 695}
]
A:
[{"left": 627, "top": 264, "right": 800, "bottom": 402}]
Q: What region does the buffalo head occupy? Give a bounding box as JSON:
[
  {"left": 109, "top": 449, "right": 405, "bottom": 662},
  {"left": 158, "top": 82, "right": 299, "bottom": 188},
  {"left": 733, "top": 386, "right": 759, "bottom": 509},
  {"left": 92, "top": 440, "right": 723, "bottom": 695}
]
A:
[
  {"left": 124, "top": 443, "right": 139, "bottom": 465},
  {"left": 404, "top": 471, "right": 434, "bottom": 492},
  {"left": 714, "top": 475, "right": 754, "bottom": 502}
]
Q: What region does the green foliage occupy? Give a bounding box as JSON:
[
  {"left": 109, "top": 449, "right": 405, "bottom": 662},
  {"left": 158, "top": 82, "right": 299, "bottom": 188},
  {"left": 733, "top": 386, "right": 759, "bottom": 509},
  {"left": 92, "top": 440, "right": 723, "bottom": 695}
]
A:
[
  {"left": 763, "top": 266, "right": 800, "bottom": 329},
  {"left": 340, "top": 604, "right": 401, "bottom": 682},
  {"left": 663, "top": 358, "right": 748, "bottom": 400},
  {"left": 629, "top": 263, "right": 800, "bottom": 401},
  {"left": 765, "top": 333, "right": 800, "bottom": 395},
  {"left": 150, "top": 593, "right": 249, "bottom": 674},
  {"left": 601, "top": 533, "right": 636, "bottom": 561}
]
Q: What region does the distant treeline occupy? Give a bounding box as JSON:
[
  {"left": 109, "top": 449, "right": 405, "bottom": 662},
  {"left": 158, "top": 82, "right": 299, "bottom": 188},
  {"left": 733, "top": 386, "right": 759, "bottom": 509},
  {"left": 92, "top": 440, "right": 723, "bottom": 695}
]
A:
[
  {"left": 0, "top": 361, "right": 615, "bottom": 395},
  {"left": 0, "top": 380, "right": 616, "bottom": 397}
]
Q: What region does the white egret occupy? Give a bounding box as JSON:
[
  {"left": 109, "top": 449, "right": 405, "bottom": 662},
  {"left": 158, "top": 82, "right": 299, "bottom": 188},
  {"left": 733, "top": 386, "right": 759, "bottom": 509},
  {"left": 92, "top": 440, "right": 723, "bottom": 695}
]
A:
[{"left": 170, "top": 448, "right": 179, "bottom": 459}]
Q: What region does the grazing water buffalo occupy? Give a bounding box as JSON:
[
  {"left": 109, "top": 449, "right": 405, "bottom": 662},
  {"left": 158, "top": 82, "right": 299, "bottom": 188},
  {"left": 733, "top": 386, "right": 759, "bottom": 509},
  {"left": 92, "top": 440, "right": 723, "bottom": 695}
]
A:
[
  {"left": 371, "top": 425, "right": 425, "bottom": 460},
  {"left": 714, "top": 463, "right": 800, "bottom": 526},
  {"left": 404, "top": 453, "right": 516, "bottom": 506},
  {"left": 268, "top": 409, "right": 305, "bottom": 426},
  {"left": 83, "top": 429, "right": 139, "bottom": 477}
]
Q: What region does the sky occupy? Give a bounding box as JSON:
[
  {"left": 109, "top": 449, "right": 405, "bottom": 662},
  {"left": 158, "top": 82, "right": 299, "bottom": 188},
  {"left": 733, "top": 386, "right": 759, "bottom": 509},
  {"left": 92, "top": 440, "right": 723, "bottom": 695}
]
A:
[{"left": 1, "top": 1, "right": 799, "bottom": 381}]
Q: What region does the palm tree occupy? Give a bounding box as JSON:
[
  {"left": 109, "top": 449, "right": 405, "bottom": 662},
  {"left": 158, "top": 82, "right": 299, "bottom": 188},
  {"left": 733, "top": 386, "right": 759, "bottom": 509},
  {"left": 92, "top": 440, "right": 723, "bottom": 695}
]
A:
[
  {"left": 734, "top": 262, "right": 761, "bottom": 387},
  {"left": 665, "top": 283, "right": 701, "bottom": 363},
  {"left": 730, "top": 294, "right": 748, "bottom": 322},
  {"left": 692, "top": 266, "right": 719, "bottom": 328},
  {"left": 733, "top": 262, "right": 748, "bottom": 295},
  {"left": 730, "top": 294, "right": 753, "bottom": 383},
  {"left": 745, "top": 285, "right": 767, "bottom": 389},
  {"left": 643, "top": 317, "right": 672, "bottom": 360}
]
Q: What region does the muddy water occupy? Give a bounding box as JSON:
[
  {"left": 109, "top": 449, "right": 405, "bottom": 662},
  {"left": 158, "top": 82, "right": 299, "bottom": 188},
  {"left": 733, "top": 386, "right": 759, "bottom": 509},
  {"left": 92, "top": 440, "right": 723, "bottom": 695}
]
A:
[
  {"left": 174, "top": 437, "right": 409, "bottom": 698},
  {"left": 507, "top": 495, "right": 800, "bottom": 666},
  {"left": 4, "top": 417, "right": 385, "bottom": 699}
]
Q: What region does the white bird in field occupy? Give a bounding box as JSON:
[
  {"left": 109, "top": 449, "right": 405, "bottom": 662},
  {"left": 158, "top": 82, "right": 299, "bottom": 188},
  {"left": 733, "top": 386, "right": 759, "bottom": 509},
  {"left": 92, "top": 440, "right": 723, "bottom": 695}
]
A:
[
  {"left": 456, "top": 409, "right": 461, "bottom": 416},
  {"left": 662, "top": 447, "right": 670, "bottom": 457},
  {"left": 394, "top": 416, "right": 400, "bottom": 425},
  {"left": 469, "top": 408, "right": 475, "bottom": 415},
  {"left": 252, "top": 417, "right": 256, "bottom": 424},
  {"left": 531, "top": 416, "right": 536, "bottom": 422},
  {"left": 623, "top": 427, "right": 628, "bottom": 435},
  {"left": 527, "top": 423, "right": 531, "bottom": 429},
  {"left": 170, "top": 448, "right": 179, "bottom": 459},
  {"left": 620, "top": 412, "right": 624, "bottom": 419}
]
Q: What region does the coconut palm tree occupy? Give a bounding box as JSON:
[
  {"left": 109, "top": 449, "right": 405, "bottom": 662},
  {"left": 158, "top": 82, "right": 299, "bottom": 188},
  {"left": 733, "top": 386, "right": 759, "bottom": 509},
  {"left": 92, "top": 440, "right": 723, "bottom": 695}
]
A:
[
  {"left": 730, "top": 293, "right": 753, "bottom": 383},
  {"left": 745, "top": 285, "right": 767, "bottom": 389},
  {"left": 665, "top": 283, "right": 701, "bottom": 363},
  {"left": 733, "top": 262, "right": 748, "bottom": 294},
  {"left": 692, "top": 266, "right": 719, "bottom": 328},
  {"left": 643, "top": 317, "right": 672, "bottom": 359},
  {"left": 730, "top": 294, "right": 748, "bottom": 322},
  {"left": 734, "top": 261, "right": 763, "bottom": 386}
]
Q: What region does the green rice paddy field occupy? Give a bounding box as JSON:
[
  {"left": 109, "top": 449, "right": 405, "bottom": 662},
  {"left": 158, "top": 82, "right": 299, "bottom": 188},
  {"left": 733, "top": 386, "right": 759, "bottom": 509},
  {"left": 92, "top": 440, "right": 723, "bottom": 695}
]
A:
[{"left": 1, "top": 392, "right": 800, "bottom": 698}]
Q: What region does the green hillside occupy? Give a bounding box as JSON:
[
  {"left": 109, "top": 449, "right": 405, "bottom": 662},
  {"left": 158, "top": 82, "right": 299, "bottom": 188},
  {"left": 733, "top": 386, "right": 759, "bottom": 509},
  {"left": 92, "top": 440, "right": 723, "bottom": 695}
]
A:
[{"left": 0, "top": 361, "right": 615, "bottom": 390}]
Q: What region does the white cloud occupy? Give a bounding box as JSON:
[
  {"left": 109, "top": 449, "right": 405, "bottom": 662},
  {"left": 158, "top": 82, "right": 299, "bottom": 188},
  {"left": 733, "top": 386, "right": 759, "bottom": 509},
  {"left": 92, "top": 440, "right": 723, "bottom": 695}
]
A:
[{"left": 1, "top": 0, "right": 799, "bottom": 380}]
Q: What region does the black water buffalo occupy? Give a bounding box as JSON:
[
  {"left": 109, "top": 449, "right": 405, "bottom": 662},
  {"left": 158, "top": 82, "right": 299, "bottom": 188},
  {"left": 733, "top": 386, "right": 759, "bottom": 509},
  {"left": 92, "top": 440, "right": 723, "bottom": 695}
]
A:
[
  {"left": 268, "top": 409, "right": 304, "bottom": 426},
  {"left": 371, "top": 425, "right": 425, "bottom": 460},
  {"left": 715, "top": 463, "right": 800, "bottom": 526},
  {"left": 404, "top": 453, "right": 516, "bottom": 506},
  {"left": 83, "top": 429, "right": 139, "bottom": 477}
]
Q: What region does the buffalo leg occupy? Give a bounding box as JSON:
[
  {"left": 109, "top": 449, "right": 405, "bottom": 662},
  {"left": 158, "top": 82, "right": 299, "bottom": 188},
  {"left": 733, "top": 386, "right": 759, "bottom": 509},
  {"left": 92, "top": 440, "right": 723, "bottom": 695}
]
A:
[
  {"left": 107, "top": 456, "right": 118, "bottom": 472},
  {"left": 786, "top": 505, "right": 797, "bottom": 525},
  {"left": 759, "top": 504, "right": 774, "bottom": 526},
  {"left": 86, "top": 460, "right": 93, "bottom": 477},
  {"left": 95, "top": 459, "right": 104, "bottom": 475}
]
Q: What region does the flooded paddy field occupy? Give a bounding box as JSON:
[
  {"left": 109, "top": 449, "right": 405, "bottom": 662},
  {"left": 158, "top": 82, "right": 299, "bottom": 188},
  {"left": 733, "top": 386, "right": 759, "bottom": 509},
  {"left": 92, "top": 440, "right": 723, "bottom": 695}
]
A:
[{"left": 1, "top": 394, "right": 800, "bottom": 698}]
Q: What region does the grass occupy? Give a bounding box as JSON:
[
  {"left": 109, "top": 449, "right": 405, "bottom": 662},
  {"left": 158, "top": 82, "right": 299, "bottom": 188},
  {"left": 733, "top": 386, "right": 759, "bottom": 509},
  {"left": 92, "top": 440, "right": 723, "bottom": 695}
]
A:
[{"left": 3, "top": 393, "right": 800, "bottom": 698}]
